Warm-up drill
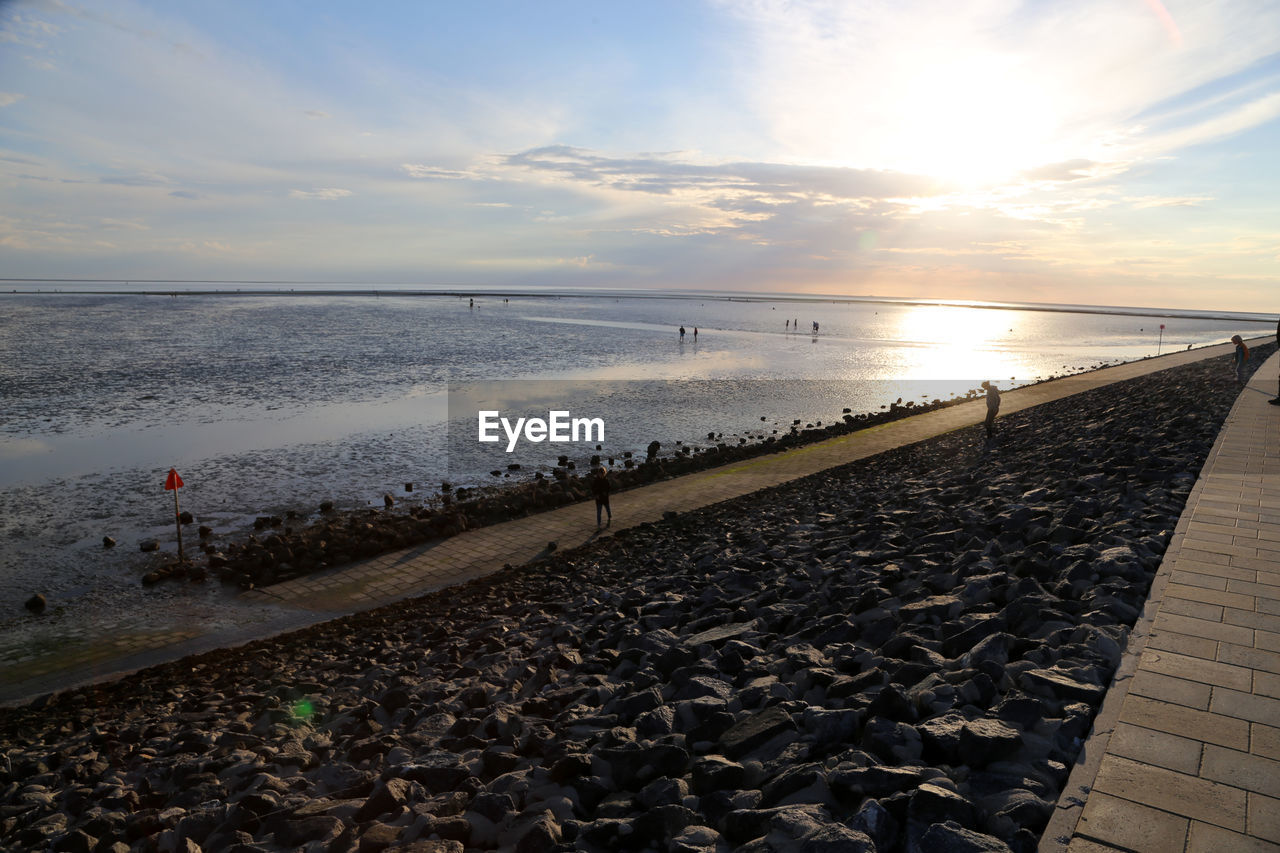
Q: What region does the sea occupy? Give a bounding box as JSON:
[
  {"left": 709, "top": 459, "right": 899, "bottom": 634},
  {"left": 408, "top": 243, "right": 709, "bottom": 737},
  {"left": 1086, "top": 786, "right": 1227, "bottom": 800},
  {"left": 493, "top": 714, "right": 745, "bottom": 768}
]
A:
[{"left": 0, "top": 285, "right": 1273, "bottom": 680}]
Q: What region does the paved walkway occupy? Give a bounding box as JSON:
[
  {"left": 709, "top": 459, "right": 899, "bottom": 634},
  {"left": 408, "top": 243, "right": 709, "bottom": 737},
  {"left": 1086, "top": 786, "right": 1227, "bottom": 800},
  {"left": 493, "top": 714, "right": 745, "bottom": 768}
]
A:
[
  {"left": 1045, "top": 352, "right": 1280, "bottom": 852},
  {"left": 0, "top": 340, "right": 1255, "bottom": 707}
]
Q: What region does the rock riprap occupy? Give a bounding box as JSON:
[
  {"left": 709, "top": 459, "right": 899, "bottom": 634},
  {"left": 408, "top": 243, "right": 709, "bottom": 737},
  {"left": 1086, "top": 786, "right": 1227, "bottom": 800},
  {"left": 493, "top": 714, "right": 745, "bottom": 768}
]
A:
[{"left": 0, "top": 349, "right": 1263, "bottom": 852}]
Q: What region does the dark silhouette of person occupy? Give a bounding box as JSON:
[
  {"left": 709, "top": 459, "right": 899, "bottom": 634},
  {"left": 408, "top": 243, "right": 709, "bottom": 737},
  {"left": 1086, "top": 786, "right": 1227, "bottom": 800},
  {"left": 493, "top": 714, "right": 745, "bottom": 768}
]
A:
[
  {"left": 693, "top": 327, "right": 698, "bottom": 340},
  {"left": 591, "top": 465, "right": 612, "bottom": 527},
  {"left": 1270, "top": 318, "right": 1280, "bottom": 405},
  {"left": 679, "top": 326, "right": 686, "bottom": 340},
  {"left": 1232, "top": 335, "right": 1249, "bottom": 386},
  {"left": 982, "top": 381, "right": 1001, "bottom": 438}
]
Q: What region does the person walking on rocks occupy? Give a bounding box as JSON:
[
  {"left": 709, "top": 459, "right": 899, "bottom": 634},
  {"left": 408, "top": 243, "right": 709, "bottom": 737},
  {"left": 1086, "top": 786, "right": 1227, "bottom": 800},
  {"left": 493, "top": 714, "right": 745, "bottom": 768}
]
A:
[
  {"left": 982, "top": 380, "right": 1001, "bottom": 438},
  {"left": 591, "top": 465, "right": 612, "bottom": 527},
  {"left": 1232, "top": 335, "right": 1250, "bottom": 386}
]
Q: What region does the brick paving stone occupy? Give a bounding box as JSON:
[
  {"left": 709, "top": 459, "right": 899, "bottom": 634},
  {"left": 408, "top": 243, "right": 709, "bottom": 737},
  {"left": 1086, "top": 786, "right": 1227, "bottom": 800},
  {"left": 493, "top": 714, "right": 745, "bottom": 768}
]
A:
[
  {"left": 1107, "top": 721, "right": 1203, "bottom": 776},
  {"left": 1257, "top": 672, "right": 1280, "bottom": 700},
  {"left": 1129, "top": 670, "right": 1213, "bottom": 710},
  {"left": 1165, "top": 583, "right": 1256, "bottom": 611},
  {"left": 1200, "top": 745, "right": 1280, "bottom": 798},
  {"left": 1211, "top": 688, "right": 1280, "bottom": 727},
  {"left": 1148, "top": 630, "right": 1219, "bottom": 661},
  {"left": 1168, "top": 569, "right": 1230, "bottom": 591},
  {"left": 1154, "top": 612, "right": 1254, "bottom": 646},
  {"left": 1162, "top": 598, "right": 1224, "bottom": 622},
  {"left": 1249, "top": 793, "right": 1280, "bottom": 845},
  {"left": 1076, "top": 790, "right": 1189, "bottom": 852},
  {"left": 1255, "top": 723, "right": 1280, "bottom": 761},
  {"left": 1093, "top": 754, "right": 1246, "bottom": 830},
  {"left": 1226, "top": 609, "right": 1280, "bottom": 633},
  {"left": 1139, "top": 648, "right": 1252, "bottom": 691},
  {"left": 1218, "top": 642, "right": 1280, "bottom": 675},
  {"left": 1187, "top": 822, "right": 1280, "bottom": 853},
  {"left": 1228, "top": 579, "right": 1280, "bottom": 599}
]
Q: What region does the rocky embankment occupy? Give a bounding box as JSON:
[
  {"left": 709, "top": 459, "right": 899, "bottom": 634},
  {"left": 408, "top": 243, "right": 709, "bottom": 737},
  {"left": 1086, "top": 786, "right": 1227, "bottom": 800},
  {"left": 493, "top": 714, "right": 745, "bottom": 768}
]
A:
[{"left": 0, "top": 349, "right": 1267, "bottom": 853}]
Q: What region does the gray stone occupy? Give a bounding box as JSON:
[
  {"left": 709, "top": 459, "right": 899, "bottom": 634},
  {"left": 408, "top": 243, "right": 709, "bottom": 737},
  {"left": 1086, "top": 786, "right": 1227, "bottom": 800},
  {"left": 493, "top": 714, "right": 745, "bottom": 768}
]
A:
[
  {"left": 1019, "top": 668, "right": 1105, "bottom": 703},
  {"left": 915, "top": 820, "right": 1014, "bottom": 852},
  {"left": 691, "top": 755, "right": 745, "bottom": 794},
  {"left": 719, "top": 706, "right": 797, "bottom": 759}
]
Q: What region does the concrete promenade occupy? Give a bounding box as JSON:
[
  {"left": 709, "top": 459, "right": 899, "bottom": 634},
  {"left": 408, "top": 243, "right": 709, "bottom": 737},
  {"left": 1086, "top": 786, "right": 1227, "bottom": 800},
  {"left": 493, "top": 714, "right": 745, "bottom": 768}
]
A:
[
  {"left": 1045, "top": 351, "right": 1280, "bottom": 852},
  {"left": 0, "top": 339, "right": 1261, "bottom": 718}
]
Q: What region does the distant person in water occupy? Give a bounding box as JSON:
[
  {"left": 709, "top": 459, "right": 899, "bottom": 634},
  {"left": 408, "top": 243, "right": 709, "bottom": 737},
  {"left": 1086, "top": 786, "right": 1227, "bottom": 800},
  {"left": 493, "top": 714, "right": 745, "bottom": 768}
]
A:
[
  {"left": 592, "top": 465, "right": 612, "bottom": 527},
  {"left": 1270, "top": 319, "right": 1280, "bottom": 405},
  {"left": 469, "top": 298, "right": 474, "bottom": 308},
  {"left": 693, "top": 327, "right": 698, "bottom": 340},
  {"left": 679, "top": 326, "right": 686, "bottom": 340},
  {"left": 1232, "top": 335, "right": 1250, "bottom": 386},
  {"left": 982, "top": 381, "right": 1001, "bottom": 438}
]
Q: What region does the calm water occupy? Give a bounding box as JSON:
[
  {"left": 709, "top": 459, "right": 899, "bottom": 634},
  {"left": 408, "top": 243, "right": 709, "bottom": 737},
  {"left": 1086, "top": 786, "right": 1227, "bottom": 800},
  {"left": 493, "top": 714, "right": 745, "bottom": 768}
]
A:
[{"left": 0, "top": 290, "right": 1272, "bottom": 671}]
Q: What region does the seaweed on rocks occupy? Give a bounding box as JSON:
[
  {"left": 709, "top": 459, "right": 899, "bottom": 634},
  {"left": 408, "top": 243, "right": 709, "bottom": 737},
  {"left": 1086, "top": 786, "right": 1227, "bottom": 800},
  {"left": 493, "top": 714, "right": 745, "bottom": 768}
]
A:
[{"left": 0, "top": 346, "right": 1269, "bottom": 853}]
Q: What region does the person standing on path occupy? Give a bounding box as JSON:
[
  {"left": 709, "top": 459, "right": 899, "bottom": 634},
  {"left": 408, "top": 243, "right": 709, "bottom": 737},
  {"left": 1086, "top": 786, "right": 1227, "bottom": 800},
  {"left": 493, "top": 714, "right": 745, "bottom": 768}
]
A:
[
  {"left": 1232, "top": 335, "right": 1250, "bottom": 386},
  {"left": 982, "top": 381, "right": 1001, "bottom": 438},
  {"left": 591, "top": 465, "right": 612, "bottom": 527},
  {"left": 1270, "top": 319, "right": 1280, "bottom": 405}
]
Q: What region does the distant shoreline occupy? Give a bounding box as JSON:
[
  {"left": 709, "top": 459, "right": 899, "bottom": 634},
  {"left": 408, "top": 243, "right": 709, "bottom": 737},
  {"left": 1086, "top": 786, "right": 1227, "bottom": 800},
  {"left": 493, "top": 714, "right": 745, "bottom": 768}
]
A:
[{"left": 1, "top": 283, "right": 1275, "bottom": 325}]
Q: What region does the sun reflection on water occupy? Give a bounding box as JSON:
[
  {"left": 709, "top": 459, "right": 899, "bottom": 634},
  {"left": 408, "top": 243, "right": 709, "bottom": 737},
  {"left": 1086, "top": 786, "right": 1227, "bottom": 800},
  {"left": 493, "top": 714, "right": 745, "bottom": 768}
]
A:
[{"left": 889, "top": 304, "right": 1038, "bottom": 382}]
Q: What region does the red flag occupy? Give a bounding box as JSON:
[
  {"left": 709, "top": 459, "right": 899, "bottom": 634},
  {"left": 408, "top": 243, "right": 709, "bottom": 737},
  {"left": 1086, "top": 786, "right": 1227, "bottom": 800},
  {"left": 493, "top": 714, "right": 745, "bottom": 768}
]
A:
[{"left": 164, "top": 468, "right": 184, "bottom": 490}]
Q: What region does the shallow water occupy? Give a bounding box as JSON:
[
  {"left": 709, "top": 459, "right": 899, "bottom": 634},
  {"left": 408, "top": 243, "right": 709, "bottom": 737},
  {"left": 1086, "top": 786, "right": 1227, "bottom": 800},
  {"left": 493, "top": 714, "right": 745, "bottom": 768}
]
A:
[{"left": 0, "top": 290, "right": 1270, "bottom": 669}]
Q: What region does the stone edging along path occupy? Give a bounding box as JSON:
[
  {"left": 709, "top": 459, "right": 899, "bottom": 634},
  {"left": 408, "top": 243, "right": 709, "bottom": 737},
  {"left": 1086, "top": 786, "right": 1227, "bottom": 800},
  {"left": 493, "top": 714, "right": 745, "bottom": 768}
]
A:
[{"left": 0, "top": 338, "right": 1258, "bottom": 707}]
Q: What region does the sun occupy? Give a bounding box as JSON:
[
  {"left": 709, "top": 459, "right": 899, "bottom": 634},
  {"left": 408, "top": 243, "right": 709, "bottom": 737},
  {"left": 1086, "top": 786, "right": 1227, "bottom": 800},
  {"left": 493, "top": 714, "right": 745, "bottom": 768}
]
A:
[
  {"left": 768, "top": 31, "right": 1070, "bottom": 187},
  {"left": 881, "top": 55, "right": 1064, "bottom": 186}
]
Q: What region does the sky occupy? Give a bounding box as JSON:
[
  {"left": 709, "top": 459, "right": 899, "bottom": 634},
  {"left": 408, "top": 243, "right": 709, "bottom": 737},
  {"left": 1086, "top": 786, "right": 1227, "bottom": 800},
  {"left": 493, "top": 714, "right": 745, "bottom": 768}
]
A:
[{"left": 1, "top": 0, "right": 1278, "bottom": 312}]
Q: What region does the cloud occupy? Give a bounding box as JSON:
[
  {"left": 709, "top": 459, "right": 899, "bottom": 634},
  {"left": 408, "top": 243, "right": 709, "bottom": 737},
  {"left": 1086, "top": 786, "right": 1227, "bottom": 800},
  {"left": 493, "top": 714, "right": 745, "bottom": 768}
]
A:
[
  {"left": 0, "top": 93, "right": 25, "bottom": 107},
  {"left": 401, "top": 163, "right": 483, "bottom": 180},
  {"left": 506, "top": 145, "right": 941, "bottom": 201},
  {"left": 288, "top": 188, "right": 353, "bottom": 200},
  {"left": 304, "top": 109, "right": 330, "bottom": 119},
  {"left": 1126, "top": 196, "right": 1210, "bottom": 209},
  {"left": 1021, "top": 160, "right": 1103, "bottom": 183},
  {"left": 179, "top": 239, "right": 233, "bottom": 254},
  {"left": 99, "top": 172, "right": 172, "bottom": 187},
  {"left": 168, "top": 190, "right": 201, "bottom": 200},
  {"left": 100, "top": 217, "right": 149, "bottom": 230}
]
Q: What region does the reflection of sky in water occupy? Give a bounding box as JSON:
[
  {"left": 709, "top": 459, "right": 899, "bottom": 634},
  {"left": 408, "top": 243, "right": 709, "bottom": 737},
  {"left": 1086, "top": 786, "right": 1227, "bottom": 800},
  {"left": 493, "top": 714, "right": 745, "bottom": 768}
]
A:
[{"left": 0, "top": 389, "right": 449, "bottom": 488}]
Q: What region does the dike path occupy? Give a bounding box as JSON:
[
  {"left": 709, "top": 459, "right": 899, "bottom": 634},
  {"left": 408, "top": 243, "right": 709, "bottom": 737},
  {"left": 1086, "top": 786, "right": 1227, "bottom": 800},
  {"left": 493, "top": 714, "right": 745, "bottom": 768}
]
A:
[{"left": 0, "top": 342, "right": 1258, "bottom": 709}]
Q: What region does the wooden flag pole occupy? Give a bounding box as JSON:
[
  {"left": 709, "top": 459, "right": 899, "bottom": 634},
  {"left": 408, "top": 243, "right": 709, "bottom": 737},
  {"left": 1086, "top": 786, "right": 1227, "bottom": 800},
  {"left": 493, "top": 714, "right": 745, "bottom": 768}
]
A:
[
  {"left": 165, "top": 468, "right": 186, "bottom": 563},
  {"left": 173, "top": 486, "right": 184, "bottom": 563}
]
